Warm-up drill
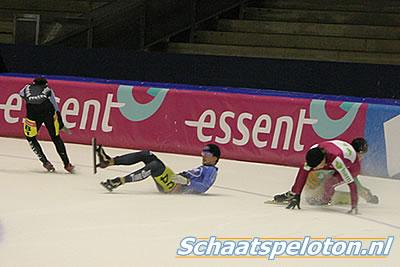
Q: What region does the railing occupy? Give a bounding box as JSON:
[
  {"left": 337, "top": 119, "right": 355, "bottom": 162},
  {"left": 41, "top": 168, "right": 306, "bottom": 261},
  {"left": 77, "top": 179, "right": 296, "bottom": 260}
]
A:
[{"left": 37, "top": 0, "right": 248, "bottom": 50}]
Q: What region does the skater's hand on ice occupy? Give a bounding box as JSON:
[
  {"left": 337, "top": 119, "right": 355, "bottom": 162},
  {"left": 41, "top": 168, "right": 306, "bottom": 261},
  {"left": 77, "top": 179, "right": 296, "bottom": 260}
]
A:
[
  {"left": 286, "top": 194, "right": 301, "bottom": 209},
  {"left": 171, "top": 174, "right": 190, "bottom": 185},
  {"left": 347, "top": 206, "right": 358, "bottom": 215}
]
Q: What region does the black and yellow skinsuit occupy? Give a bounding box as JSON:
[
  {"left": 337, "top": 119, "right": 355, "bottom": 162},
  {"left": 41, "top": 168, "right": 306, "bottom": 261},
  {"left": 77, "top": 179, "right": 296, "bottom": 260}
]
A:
[{"left": 19, "top": 78, "right": 71, "bottom": 168}]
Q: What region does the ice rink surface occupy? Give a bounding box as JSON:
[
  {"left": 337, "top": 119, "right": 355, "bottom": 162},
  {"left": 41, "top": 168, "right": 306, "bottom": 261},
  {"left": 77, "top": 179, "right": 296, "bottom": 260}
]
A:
[{"left": 0, "top": 136, "right": 399, "bottom": 267}]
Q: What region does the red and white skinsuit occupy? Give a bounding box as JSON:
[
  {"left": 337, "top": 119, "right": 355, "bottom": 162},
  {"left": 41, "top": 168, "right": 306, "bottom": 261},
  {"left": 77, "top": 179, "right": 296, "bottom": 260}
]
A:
[{"left": 291, "top": 140, "right": 361, "bottom": 207}]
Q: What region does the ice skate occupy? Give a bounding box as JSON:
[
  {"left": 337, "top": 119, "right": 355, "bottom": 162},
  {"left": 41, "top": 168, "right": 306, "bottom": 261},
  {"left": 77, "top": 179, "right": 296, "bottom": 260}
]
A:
[
  {"left": 306, "top": 196, "right": 331, "bottom": 206},
  {"left": 264, "top": 199, "right": 288, "bottom": 205},
  {"left": 64, "top": 163, "right": 75, "bottom": 173},
  {"left": 43, "top": 161, "right": 55, "bottom": 172},
  {"left": 273, "top": 191, "right": 296, "bottom": 202},
  {"left": 367, "top": 195, "right": 379, "bottom": 204},
  {"left": 100, "top": 178, "right": 122, "bottom": 192},
  {"left": 96, "top": 145, "right": 111, "bottom": 168}
]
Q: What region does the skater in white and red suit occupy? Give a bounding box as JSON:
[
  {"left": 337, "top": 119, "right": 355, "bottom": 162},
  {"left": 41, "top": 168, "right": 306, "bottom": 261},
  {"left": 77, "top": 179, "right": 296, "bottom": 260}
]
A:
[{"left": 274, "top": 138, "right": 368, "bottom": 214}]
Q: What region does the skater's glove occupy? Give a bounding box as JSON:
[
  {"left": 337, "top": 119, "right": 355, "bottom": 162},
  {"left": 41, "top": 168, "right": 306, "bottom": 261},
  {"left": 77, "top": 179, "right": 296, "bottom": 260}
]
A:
[
  {"left": 171, "top": 174, "right": 190, "bottom": 185},
  {"left": 286, "top": 194, "right": 301, "bottom": 209},
  {"left": 347, "top": 206, "right": 359, "bottom": 215},
  {"left": 61, "top": 127, "right": 72, "bottom": 134}
]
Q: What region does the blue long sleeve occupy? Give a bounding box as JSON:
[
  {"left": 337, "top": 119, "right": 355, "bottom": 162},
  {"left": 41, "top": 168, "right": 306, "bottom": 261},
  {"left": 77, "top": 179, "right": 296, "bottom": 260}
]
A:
[
  {"left": 180, "top": 165, "right": 218, "bottom": 194},
  {"left": 49, "top": 90, "right": 60, "bottom": 112}
]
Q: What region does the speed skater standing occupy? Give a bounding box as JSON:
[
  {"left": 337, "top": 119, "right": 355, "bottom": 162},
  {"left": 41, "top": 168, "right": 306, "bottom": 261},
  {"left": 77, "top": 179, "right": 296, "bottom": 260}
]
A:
[{"left": 19, "top": 76, "right": 74, "bottom": 173}]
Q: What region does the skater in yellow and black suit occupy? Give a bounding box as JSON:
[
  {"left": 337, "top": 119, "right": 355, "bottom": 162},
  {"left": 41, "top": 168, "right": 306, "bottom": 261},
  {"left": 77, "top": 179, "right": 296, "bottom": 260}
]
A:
[{"left": 19, "top": 76, "right": 74, "bottom": 173}]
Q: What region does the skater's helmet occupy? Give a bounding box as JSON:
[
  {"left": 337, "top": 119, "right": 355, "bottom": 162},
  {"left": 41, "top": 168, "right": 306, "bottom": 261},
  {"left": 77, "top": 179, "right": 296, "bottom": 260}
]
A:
[
  {"left": 33, "top": 76, "right": 48, "bottom": 86},
  {"left": 202, "top": 144, "right": 221, "bottom": 159},
  {"left": 351, "top": 137, "right": 368, "bottom": 154},
  {"left": 306, "top": 147, "right": 326, "bottom": 168}
]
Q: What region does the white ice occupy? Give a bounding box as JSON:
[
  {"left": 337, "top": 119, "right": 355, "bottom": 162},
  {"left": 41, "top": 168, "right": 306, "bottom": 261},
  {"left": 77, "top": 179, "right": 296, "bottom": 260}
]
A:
[{"left": 0, "top": 136, "right": 399, "bottom": 267}]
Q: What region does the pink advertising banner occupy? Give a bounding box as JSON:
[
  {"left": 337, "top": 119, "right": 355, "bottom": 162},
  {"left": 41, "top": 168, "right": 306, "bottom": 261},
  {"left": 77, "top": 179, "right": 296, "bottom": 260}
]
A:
[{"left": 0, "top": 76, "right": 367, "bottom": 167}]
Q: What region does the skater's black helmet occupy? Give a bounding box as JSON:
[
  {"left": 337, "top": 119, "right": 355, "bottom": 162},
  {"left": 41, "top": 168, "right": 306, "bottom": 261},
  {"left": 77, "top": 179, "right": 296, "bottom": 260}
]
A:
[
  {"left": 33, "top": 76, "right": 48, "bottom": 86},
  {"left": 202, "top": 144, "right": 221, "bottom": 159},
  {"left": 351, "top": 137, "right": 368, "bottom": 154},
  {"left": 306, "top": 147, "right": 326, "bottom": 168}
]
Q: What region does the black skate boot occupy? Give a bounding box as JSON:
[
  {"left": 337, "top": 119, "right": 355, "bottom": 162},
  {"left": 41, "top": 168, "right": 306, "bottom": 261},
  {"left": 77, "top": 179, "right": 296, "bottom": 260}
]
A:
[
  {"left": 43, "top": 161, "right": 55, "bottom": 172},
  {"left": 100, "top": 177, "right": 122, "bottom": 192},
  {"left": 274, "top": 191, "right": 296, "bottom": 202},
  {"left": 96, "top": 145, "right": 111, "bottom": 168}
]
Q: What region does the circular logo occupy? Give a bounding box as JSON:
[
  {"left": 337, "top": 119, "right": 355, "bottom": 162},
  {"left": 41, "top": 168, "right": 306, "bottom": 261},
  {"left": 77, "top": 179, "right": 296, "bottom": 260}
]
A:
[
  {"left": 117, "top": 85, "right": 169, "bottom": 122},
  {"left": 310, "top": 100, "right": 361, "bottom": 139}
]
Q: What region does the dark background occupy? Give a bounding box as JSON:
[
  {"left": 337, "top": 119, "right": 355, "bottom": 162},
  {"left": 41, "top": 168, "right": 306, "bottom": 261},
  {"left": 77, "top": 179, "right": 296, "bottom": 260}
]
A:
[{"left": 1, "top": 43, "right": 399, "bottom": 99}]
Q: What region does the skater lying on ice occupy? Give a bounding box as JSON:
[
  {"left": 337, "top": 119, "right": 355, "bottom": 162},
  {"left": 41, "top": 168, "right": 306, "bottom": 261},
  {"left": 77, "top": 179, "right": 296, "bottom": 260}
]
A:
[{"left": 96, "top": 144, "right": 220, "bottom": 194}]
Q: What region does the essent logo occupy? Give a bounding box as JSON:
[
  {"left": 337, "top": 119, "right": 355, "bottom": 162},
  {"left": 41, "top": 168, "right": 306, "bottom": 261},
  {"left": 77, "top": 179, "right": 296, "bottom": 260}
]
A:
[
  {"left": 117, "top": 85, "right": 169, "bottom": 122},
  {"left": 310, "top": 100, "right": 361, "bottom": 139}
]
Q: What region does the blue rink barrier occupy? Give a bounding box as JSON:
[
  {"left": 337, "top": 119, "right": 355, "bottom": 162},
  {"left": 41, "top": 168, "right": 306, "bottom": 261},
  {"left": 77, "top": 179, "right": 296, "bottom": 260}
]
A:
[{"left": 364, "top": 104, "right": 400, "bottom": 178}]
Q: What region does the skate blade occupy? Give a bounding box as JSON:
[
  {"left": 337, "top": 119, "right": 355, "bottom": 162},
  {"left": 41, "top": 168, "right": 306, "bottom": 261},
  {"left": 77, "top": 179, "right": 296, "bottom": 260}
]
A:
[
  {"left": 264, "top": 200, "right": 287, "bottom": 205},
  {"left": 100, "top": 182, "right": 113, "bottom": 192},
  {"left": 65, "top": 169, "right": 75, "bottom": 174},
  {"left": 92, "top": 137, "right": 97, "bottom": 174}
]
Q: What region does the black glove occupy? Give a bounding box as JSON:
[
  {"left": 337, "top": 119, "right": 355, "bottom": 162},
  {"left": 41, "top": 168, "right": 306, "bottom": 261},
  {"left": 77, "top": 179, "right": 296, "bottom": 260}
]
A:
[
  {"left": 286, "top": 194, "right": 301, "bottom": 209},
  {"left": 347, "top": 206, "right": 358, "bottom": 215},
  {"left": 56, "top": 111, "right": 65, "bottom": 130}
]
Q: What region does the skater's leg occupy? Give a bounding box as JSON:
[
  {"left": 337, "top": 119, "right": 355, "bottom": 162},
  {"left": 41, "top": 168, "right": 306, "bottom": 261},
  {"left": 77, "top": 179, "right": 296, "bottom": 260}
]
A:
[
  {"left": 354, "top": 176, "right": 379, "bottom": 204},
  {"left": 124, "top": 159, "right": 166, "bottom": 183},
  {"left": 322, "top": 174, "right": 344, "bottom": 203},
  {"left": 51, "top": 135, "right": 70, "bottom": 166},
  {"left": 101, "top": 157, "right": 179, "bottom": 193},
  {"left": 121, "top": 157, "right": 179, "bottom": 193},
  {"left": 44, "top": 114, "right": 74, "bottom": 172},
  {"left": 100, "top": 155, "right": 167, "bottom": 192},
  {"left": 97, "top": 149, "right": 159, "bottom": 169},
  {"left": 24, "top": 117, "right": 55, "bottom": 172},
  {"left": 114, "top": 150, "right": 160, "bottom": 166},
  {"left": 26, "top": 136, "right": 48, "bottom": 164}
]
